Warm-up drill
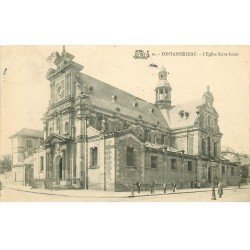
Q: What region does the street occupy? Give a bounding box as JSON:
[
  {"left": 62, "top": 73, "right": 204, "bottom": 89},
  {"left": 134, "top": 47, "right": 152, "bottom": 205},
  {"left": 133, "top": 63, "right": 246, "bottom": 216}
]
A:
[{"left": 0, "top": 186, "right": 249, "bottom": 202}]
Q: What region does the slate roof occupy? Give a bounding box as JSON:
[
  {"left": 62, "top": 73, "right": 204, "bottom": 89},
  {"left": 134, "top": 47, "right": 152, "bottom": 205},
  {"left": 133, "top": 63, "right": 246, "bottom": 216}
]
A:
[
  {"left": 81, "top": 74, "right": 170, "bottom": 129},
  {"left": 9, "top": 128, "right": 43, "bottom": 139},
  {"left": 161, "top": 99, "right": 204, "bottom": 129}
]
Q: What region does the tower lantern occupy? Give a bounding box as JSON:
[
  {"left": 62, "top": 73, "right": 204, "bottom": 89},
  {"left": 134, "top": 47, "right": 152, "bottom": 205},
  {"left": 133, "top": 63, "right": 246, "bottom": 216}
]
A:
[{"left": 155, "top": 67, "right": 172, "bottom": 109}]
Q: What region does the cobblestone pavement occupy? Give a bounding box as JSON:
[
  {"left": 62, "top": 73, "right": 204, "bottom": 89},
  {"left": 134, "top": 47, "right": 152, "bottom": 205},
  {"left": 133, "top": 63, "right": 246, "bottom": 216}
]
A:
[{"left": 0, "top": 184, "right": 249, "bottom": 202}]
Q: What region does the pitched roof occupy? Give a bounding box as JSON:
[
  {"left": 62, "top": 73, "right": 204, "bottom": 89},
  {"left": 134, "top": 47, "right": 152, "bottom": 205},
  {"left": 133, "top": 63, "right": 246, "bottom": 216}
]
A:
[
  {"left": 9, "top": 128, "right": 43, "bottom": 139},
  {"left": 162, "top": 99, "right": 204, "bottom": 129},
  {"left": 81, "top": 74, "right": 170, "bottom": 129}
]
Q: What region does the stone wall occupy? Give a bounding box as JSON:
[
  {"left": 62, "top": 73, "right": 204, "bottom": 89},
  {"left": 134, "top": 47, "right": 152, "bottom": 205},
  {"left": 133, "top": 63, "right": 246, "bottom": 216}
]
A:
[{"left": 115, "top": 135, "right": 143, "bottom": 191}]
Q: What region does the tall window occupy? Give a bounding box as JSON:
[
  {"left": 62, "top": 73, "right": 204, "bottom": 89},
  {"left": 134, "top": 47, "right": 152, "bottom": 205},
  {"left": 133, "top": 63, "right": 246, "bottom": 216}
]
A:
[
  {"left": 126, "top": 146, "right": 135, "bottom": 167},
  {"left": 65, "top": 122, "right": 69, "bottom": 133},
  {"left": 188, "top": 161, "right": 192, "bottom": 172},
  {"left": 56, "top": 117, "right": 61, "bottom": 130},
  {"left": 40, "top": 156, "right": 44, "bottom": 171},
  {"left": 171, "top": 159, "right": 177, "bottom": 171},
  {"left": 27, "top": 140, "right": 32, "bottom": 148},
  {"left": 231, "top": 167, "right": 234, "bottom": 176},
  {"left": 90, "top": 147, "right": 98, "bottom": 167},
  {"left": 207, "top": 137, "right": 211, "bottom": 156},
  {"left": 202, "top": 139, "right": 206, "bottom": 155},
  {"left": 161, "top": 134, "right": 165, "bottom": 144},
  {"left": 151, "top": 156, "right": 158, "bottom": 168},
  {"left": 214, "top": 142, "right": 217, "bottom": 157},
  {"left": 222, "top": 165, "right": 225, "bottom": 175}
]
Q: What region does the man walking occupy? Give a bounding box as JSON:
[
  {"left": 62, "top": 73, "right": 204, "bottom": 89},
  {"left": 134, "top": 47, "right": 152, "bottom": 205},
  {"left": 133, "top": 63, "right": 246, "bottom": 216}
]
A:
[
  {"left": 163, "top": 181, "right": 167, "bottom": 194},
  {"left": 150, "top": 181, "right": 155, "bottom": 194},
  {"left": 172, "top": 180, "right": 176, "bottom": 193},
  {"left": 136, "top": 181, "right": 141, "bottom": 194},
  {"left": 218, "top": 181, "right": 223, "bottom": 198}
]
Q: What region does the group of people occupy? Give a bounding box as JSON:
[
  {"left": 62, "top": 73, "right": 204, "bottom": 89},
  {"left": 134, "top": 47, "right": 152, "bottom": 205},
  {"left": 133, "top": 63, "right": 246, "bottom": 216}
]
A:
[
  {"left": 189, "top": 180, "right": 201, "bottom": 188},
  {"left": 133, "top": 180, "right": 177, "bottom": 195}
]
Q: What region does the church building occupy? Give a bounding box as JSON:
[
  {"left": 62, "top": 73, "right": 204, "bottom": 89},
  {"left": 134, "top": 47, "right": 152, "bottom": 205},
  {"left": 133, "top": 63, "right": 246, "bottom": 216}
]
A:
[{"left": 29, "top": 47, "right": 239, "bottom": 191}]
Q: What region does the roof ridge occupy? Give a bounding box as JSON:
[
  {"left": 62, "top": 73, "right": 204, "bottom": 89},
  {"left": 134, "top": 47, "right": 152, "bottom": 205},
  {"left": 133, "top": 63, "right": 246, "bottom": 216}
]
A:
[{"left": 82, "top": 73, "right": 157, "bottom": 107}]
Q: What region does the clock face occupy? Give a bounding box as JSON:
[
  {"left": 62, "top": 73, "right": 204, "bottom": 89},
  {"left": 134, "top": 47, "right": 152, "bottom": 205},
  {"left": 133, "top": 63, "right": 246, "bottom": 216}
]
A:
[{"left": 57, "top": 81, "right": 64, "bottom": 99}]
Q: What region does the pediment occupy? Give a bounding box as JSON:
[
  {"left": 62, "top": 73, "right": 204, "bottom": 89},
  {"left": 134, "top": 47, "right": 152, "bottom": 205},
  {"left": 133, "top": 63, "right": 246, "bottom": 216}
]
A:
[{"left": 44, "top": 133, "right": 70, "bottom": 146}]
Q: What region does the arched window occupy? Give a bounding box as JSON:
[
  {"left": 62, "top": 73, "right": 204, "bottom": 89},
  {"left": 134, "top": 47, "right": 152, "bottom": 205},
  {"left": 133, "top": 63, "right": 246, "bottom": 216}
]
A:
[
  {"left": 151, "top": 156, "right": 158, "bottom": 168},
  {"left": 40, "top": 156, "right": 44, "bottom": 171},
  {"left": 56, "top": 117, "right": 61, "bottom": 130},
  {"left": 202, "top": 139, "right": 206, "bottom": 155},
  {"left": 214, "top": 142, "right": 217, "bottom": 157},
  {"left": 65, "top": 122, "right": 69, "bottom": 133},
  {"left": 207, "top": 137, "right": 211, "bottom": 156},
  {"left": 90, "top": 147, "right": 98, "bottom": 167},
  {"left": 126, "top": 146, "right": 135, "bottom": 167}
]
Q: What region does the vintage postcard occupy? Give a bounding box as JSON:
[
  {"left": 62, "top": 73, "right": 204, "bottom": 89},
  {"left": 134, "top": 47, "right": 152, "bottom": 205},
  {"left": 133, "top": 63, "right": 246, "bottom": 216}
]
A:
[{"left": 0, "top": 45, "right": 249, "bottom": 202}]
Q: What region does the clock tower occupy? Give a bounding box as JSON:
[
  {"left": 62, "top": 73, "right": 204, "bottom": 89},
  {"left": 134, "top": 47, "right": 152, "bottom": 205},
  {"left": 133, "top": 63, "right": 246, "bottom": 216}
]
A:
[{"left": 46, "top": 46, "right": 84, "bottom": 104}]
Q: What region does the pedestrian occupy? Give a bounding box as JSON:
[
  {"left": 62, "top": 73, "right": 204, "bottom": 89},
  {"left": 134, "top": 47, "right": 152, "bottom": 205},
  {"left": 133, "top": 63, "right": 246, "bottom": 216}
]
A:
[
  {"left": 190, "top": 180, "right": 194, "bottom": 189},
  {"left": 172, "top": 180, "right": 176, "bottom": 193},
  {"left": 163, "top": 181, "right": 167, "bottom": 194},
  {"left": 238, "top": 180, "right": 241, "bottom": 189},
  {"left": 150, "top": 181, "right": 155, "bottom": 194},
  {"left": 218, "top": 181, "right": 223, "bottom": 198},
  {"left": 136, "top": 181, "right": 141, "bottom": 194},
  {"left": 0, "top": 181, "right": 2, "bottom": 197}
]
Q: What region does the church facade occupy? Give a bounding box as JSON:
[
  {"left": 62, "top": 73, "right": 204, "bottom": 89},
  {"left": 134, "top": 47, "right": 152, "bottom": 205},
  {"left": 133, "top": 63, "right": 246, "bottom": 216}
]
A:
[{"left": 32, "top": 48, "right": 239, "bottom": 191}]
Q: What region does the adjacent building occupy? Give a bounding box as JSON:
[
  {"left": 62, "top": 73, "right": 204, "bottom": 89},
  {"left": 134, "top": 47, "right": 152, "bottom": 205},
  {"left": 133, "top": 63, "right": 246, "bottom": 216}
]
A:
[{"left": 9, "top": 128, "right": 43, "bottom": 185}]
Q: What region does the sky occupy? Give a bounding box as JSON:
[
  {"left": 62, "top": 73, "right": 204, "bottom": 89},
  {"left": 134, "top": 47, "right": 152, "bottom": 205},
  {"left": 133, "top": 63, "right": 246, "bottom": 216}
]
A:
[{"left": 0, "top": 45, "right": 249, "bottom": 155}]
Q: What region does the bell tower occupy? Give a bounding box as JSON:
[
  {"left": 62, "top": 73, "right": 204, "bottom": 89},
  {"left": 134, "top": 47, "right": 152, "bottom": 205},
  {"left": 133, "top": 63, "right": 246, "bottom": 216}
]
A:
[
  {"left": 155, "top": 67, "right": 172, "bottom": 109},
  {"left": 46, "top": 46, "right": 84, "bottom": 105}
]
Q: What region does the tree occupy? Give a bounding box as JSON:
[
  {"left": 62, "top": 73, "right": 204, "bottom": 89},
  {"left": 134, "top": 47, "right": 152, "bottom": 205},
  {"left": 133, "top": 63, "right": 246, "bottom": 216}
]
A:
[{"left": 0, "top": 154, "right": 12, "bottom": 174}]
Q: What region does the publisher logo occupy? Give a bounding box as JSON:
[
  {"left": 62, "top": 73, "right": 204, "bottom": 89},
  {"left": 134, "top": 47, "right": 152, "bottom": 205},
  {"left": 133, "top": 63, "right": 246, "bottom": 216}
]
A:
[{"left": 133, "top": 50, "right": 150, "bottom": 59}]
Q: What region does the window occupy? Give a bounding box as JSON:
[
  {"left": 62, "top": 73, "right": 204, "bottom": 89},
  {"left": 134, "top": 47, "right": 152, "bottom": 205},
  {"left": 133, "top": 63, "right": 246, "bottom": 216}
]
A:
[
  {"left": 222, "top": 165, "right": 225, "bottom": 175},
  {"left": 161, "top": 134, "right": 165, "bottom": 144},
  {"left": 207, "top": 137, "right": 211, "bottom": 156},
  {"left": 126, "top": 146, "right": 135, "bottom": 167},
  {"left": 188, "top": 161, "right": 192, "bottom": 172},
  {"left": 40, "top": 156, "right": 44, "bottom": 171},
  {"left": 56, "top": 117, "right": 61, "bottom": 130},
  {"left": 231, "top": 167, "right": 234, "bottom": 176},
  {"left": 202, "top": 139, "right": 206, "bottom": 155},
  {"left": 214, "top": 142, "right": 217, "bottom": 157},
  {"left": 90, "top": 147, "right": 98, "bottom": 167},
  {"left": 65, "top": 122, "right": 69, "bottom": 133},
  {"left": 171, "top": 159, "right": 177, "bottom": 171},
  {"left": 27, "top": 140, "right": 32, "bottom": 148},
  {"left": 151, "top": 156, "right": 158, "bottom": 168}
]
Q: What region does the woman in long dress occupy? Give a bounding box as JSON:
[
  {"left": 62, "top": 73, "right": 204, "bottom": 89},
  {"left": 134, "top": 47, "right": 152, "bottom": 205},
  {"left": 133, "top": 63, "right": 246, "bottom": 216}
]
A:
[{"left": 218, "top": 181, "right": 223, "bottom": 198}]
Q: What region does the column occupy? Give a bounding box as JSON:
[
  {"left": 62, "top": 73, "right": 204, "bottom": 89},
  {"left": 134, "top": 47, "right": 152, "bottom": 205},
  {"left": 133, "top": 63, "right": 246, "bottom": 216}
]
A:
[
  {"left": 76, "top": 109, "right": 84, "bottom": 182},
  {"left": 62, "top": 150, "right": 65, "bottom": 180}
]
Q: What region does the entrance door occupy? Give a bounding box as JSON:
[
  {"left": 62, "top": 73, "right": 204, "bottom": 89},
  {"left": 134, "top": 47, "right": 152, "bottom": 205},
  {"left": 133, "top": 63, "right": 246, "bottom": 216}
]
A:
[{"left": 59, "top": 158, "right": 63, "bottom": 180}]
